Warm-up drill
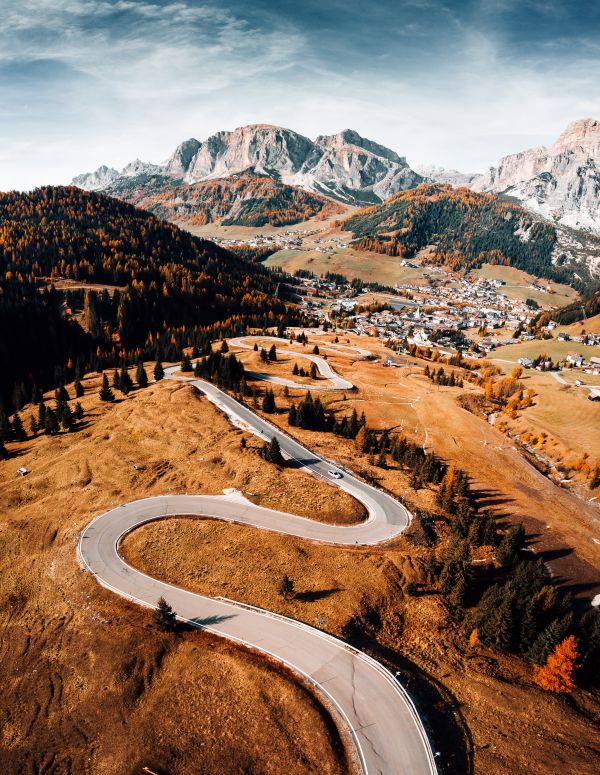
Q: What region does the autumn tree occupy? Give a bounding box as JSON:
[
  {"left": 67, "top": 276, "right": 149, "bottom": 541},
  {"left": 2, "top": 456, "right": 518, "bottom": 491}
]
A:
[{"left": 533, "top": 635, "right": 578, "bottom": 692}]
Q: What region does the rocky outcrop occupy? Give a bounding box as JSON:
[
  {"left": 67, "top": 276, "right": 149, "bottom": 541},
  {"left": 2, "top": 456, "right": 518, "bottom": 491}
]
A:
[
  {"left": 73, "top": 124, "right": 424, "bottom": 205},
  {"left": 472, "top": 119, "right": 600, "bottom": 233},
  {"left": 415, "top": 163, "right": 479, "bottom": 188}
]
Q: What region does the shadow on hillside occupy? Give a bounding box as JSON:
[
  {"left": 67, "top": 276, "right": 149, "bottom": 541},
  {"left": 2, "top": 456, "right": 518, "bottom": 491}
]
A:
[{"left": 295, "top": 587, "right": 340, "bottom": 602}]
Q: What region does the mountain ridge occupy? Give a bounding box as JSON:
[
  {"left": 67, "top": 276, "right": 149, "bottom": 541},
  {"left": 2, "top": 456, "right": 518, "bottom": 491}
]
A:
[{"left": 74, "top": 123, "right": 425, "bottom": 206}]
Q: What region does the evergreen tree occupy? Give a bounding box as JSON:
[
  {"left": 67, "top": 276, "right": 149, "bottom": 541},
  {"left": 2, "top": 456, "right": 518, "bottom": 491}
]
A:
[
  {"left": 154, "top": 361, "right": 165, "bottom": 381},
  {"left": 44, "top": 407, "right": 60, "bottom": 435},
  {"left": 74, "top": 378, "right": 84, "bottom": 398},
  {"left": 119, "top": 366, "right": 133, "bottom": 395},
  {"left": 38, "top": 401, "right": 47, "bottom": 428},
  {"left": 55, "top": 384, "right": 70, "bottom": 403},
  {"left": 11, "top": 413, "right": 27, "bottom": 441},
  {"left": 181, "top": 352, "right": 193, "bottom": 372},
  {"left": 61, "top": 402, "right": 75, "bottom": 431},
  {"left": 288, "top": 403, "right": 298, "bottom": 426},
  {"left": 112, "top": 369, "right": 120, "bottom": 390},
  {"left": 310, "top": 363, "right": 318, "bottom": 380},
  {"left": 528, "top": 614, "right": 573, "bottom": 665},
  {"left": 136, "top": 361, "right": 148, "bottom": 388},
  {"left": 268, "top": 344, "right": 277, "bottom": 361},
  {"left": 74, "top": 402, "right": 84, "bottom": 421},
  {"left": 292, "top": 362, "right": 299, "bottom": 376},
  {"left": 154, "top": 596, "right": 177, "bottom": 632},
  {"left": 264, "top": 436, "right": 284, "bottom": 465},
  {"left": 0, "top": 410, "right": 13, "bottom": 444},
  {"left": 279, "top": 575, "right": 295, "bottom": 600},
  {"left": 220, "top": 339, "right": 229, "bottom": 353},
  {"left": 497, "top": 524, "right": 526, "bottom": 567},
  {"left": 99, "top": 374, "right": 115, "bottom": 402},
  {"left": 262, "top": 388, "right": 276, "bottom": 413},
  {"left": 29, "top": 416, "right": 38, "bottom": 436}
]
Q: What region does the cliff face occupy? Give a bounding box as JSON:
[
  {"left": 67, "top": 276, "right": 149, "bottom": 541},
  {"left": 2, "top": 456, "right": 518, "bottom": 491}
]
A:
[
  {"left": 473, "top": 119, "right": 600, "bottom": 233},
  {"left": 73, "top": 124, "right": 424, "bottom": 205}
]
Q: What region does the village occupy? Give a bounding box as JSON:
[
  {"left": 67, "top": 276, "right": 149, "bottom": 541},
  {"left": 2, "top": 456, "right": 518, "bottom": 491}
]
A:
[{"left": 291, "top": 271, "right": 600, "bottom": 382}]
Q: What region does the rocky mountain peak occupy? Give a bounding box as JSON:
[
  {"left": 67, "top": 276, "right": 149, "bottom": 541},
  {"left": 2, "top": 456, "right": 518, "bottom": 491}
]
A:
[
  {"left": 472, "top": 118, "right": 600, "bottom": 233},
  {"left": 551, "top": 117, "right": 600, "bottom": 156},
  {"left": 74, "top": 123, "right": 422, "bottom": 205}
]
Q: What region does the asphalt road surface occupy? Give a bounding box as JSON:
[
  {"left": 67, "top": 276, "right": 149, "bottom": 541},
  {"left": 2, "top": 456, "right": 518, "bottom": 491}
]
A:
[{"left": 79, "top": 343, "right": 437, "bottom": 775}]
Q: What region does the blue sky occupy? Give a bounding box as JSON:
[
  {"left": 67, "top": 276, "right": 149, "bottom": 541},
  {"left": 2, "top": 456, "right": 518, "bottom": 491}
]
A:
[{"left": 1, "top": 0, "right": 599, "bottom": 189}]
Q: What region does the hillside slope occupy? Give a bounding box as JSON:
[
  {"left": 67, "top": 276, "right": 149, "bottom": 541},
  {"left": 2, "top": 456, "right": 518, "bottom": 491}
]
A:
[
  {"left": 0, "top": 186, "right": 287, "bottom": 411},
  {"left": 102, "top": 171, "right": 342, "bottom": 227},
  {"left": 341, "top": 184, "right": 580, "bottom": 285}
]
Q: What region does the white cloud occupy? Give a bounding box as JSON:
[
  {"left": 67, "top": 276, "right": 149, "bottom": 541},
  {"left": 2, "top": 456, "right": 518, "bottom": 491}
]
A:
[{"left": 0, "top": 1, "right": 598, "bottom": 189}]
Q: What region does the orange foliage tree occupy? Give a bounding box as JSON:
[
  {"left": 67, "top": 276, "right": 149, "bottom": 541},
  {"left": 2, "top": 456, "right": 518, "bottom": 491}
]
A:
[{"left": 533, "top": 635, "right": 578, "bottom": 692}]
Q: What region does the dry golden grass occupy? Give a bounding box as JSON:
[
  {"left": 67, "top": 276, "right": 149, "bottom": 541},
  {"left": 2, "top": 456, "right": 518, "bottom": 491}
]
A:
[
  {"left": 0, "top": 375, "right": 360, "bottom": 774},
  {"left": 2, "top": 343, "right": 600, "bottom": 775}
]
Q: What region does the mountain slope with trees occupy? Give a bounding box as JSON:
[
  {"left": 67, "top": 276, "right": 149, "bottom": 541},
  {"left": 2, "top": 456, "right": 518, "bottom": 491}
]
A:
[
  {"left": 0, "top": 186, "right": 291, "bottom": 413},
  {"left": 341, "top": 184, "right": 581, "bottom": 286},
  {"left": 103, "top": 170, "right": 343, "bottom": 227}
]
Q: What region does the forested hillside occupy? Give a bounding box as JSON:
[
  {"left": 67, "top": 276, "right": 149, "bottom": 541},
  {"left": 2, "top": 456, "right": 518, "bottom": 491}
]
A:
[
  {"left": 532, "top": 288, "right": 600, "bottom": 329},
  {"left": 99, "top": 171, "right": 342, "bottom": 227},
  {"left": 341, "top": 184, "right": 575, "bottom": 285},
  {"left": 0, "top": 186, "right": 291, "bottom": 412}
]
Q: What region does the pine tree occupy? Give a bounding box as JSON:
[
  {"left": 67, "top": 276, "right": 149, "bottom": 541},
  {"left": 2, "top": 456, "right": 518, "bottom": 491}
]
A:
[
  {"left": 136, "top": 361, "right": 148, "bottom": 388},
  {"left": 312, "top": 345, "right": 320, "bottom": 355},
  {"left": 74, "top": 378, "right": 84, "bottom": 398},
  {"left": 528, "top": 614, "right": 573, "bottom": 665},
  {"left": 262, "top": 389, "right": 276, "bottom": 413},
  {"left": 292, "top": 362, "right": 299, "bottom": 376},
  {"left": 29, "top": 416, "right": 38, "bottom": 436},
  {"left": 11, "top": 413, "right": 26, "bottom": 441},
  {"left": 99, "top": 374, "right": 115, "bottom": 402},
  {"left": 288, "top": 403, "right": 297, "bottom": 426},
  {"left": 181, "top": 352, "right": 192, "bottom": 372},
  {"left": 497, "top": 524, "right": 526, "bottom": 567},
  {"left": 279, "top": 575, "right": 295, "bottom": 600},
  {"left": 220, "top": 339, "right": 229, "bottom": 353},
  {"left": 55, "top": 384, "right": 70, "bottom": 403},
  {"left": 154, "top": 597, "right": 177, "bottom": 632},
  {"left": 310, "top": 363, "right": 318, "bottom": 380},
  {"left": 154, "top": 361, "right": 165, "bottom": 381},
  {"left": 268, "top": 344, "right": 277, "bottom": 361},
  {"left": 38, "top": 401, "right": 47, "bottom": 428},
  {"left": 44, "top": 407, "right": 60, "bottom": 435},
  {"left": 74, "top": 402, "right": 84, "bottom": 421},
  {"left": 119, "top": 366, "right": 133, "bottom": 395},
  {"left": 533, "top": 635, "right": 578, "bottom": 692}
]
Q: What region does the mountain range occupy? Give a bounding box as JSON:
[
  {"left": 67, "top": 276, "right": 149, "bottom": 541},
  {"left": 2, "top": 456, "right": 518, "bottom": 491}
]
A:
[
  {"left": 74, "top": 119, "right": 600, "bottom": 239},
  {"left": 74, "top": 125, "right": 425, "bottom": 208}
]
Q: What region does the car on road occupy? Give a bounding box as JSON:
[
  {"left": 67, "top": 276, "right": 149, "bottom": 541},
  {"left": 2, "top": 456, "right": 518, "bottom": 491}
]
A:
[{"left": 327, "top": 469, "right": 343, "bottom": 479}]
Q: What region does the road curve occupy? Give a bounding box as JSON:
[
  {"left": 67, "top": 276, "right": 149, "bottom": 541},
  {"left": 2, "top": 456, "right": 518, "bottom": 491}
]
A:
[
  {"left": 79, "top": 357, "right": 438, "bottom": 775},
  {"left": 229, "top": 335, "right": 358, "bottom": 391}
]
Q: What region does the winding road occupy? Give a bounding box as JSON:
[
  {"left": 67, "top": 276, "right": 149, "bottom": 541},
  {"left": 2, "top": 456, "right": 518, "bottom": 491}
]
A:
[
  {"left": 79, "top": 336, "right": 438, "bottom": 775},
  {"left": 229, "top": 335, "right": 362, "bottom": 391}
]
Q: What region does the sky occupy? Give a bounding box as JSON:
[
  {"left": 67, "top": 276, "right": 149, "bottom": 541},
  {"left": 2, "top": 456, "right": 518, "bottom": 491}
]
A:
[{"left": 1, "top": 0, "right": 599, "bottom": 190}]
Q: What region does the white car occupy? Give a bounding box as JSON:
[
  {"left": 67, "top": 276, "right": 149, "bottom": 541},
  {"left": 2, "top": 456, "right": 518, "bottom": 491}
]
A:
[{"left": 327, "top": 469, "right": 343, "bottom": 479}]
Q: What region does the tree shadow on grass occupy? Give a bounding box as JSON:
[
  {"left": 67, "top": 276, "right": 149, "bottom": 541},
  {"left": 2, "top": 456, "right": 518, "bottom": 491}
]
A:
[{"left": 295, "top": 587, "right": 341, "bottom": 603}]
